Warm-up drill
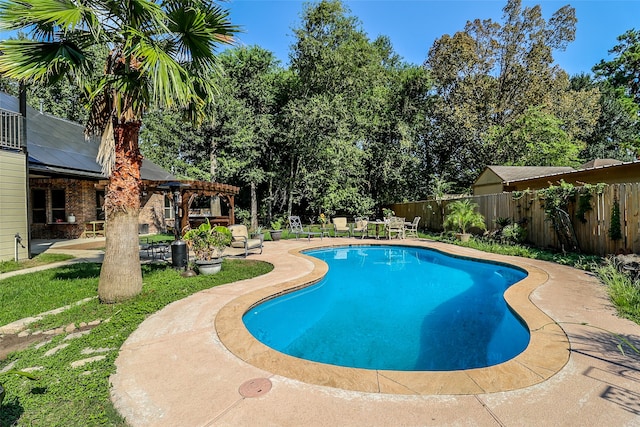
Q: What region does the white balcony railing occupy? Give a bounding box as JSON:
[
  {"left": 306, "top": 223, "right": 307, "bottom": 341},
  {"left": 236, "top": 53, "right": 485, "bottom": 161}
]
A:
[{"left": 0, "top": 108, "right": 24, "bottom": 149}]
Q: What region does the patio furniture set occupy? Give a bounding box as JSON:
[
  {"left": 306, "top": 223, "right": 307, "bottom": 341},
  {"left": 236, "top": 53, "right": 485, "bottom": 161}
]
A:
[{"left": 288, "top": 215, "right": 421, "bottom": 241}]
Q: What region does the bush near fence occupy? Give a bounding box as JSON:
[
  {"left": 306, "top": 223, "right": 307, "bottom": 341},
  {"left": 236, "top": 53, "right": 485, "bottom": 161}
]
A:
[{"left": 391, "top": 183, "right": 640, "bottom": 256}]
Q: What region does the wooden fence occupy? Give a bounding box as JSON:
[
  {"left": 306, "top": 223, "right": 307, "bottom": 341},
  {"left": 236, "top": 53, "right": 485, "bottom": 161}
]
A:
[{"left": 391, "top": 183, "right": 640, "bottom": 256}]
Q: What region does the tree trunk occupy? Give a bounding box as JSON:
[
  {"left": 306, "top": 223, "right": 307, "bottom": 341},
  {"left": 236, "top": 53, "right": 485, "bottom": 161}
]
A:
[
  {"left": 209, "top": 137, "right": 217, "bottom": 182},
  {"left": 250, "top": 181, "right": 258, "bottom": 230},
  {"left": 98, "top": 120, "right": 143, "bottom": 303}
]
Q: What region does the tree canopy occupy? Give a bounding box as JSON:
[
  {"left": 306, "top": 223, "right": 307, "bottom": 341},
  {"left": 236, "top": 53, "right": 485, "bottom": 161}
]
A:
[{"left": 8, "top": 0, "right": 639, "bottom": 230}]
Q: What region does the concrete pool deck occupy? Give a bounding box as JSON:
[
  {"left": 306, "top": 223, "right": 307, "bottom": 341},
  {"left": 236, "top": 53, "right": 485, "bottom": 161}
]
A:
[{"left": 110, "top": 237, "right": 640, "bottom": 426}]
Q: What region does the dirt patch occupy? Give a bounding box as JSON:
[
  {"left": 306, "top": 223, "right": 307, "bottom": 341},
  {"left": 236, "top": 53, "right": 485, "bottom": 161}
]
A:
[
  {"left": 0, "top": 334, "right": 50, "bottom": 360},
  {"left": 0, "top": 325, "right": 97, "bottom": 360}
]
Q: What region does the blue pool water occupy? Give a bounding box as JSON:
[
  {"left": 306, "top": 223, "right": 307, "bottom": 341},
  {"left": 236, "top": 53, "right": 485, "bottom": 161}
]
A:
[{"left": 243, "top": 246, "right": 530, "bottom": 371}]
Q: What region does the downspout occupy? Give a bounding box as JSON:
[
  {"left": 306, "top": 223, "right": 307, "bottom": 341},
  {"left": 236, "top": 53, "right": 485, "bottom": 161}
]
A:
[{"left": 19, "top": 84, "right": 31, "bottom": 258}]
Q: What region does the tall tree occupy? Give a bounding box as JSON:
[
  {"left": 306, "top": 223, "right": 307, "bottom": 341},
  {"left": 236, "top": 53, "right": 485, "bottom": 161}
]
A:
[
  {"left": 216, "top": 47, "right": 279, "bottom": 229},
  {"left": 593, "top": 29, "right": 640, "bottom": 106},
  {"left": 0, "top": 0, "right": 236, "bottom": 302},
  {"left": 286, "top": 0, "right": 428, "bottom": 217},
  {"left": 572, "top": 74, "right": 640, "bottom": 160},
  {"left": 423, "top": 0, "right": 592, "bottom": 184}
]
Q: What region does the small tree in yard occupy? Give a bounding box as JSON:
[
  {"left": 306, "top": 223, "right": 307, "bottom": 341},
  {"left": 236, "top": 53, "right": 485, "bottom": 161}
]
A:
[
  {"left": 0, "top": 0, "right": 236, "bottom": 302},
  {"left": 443, "top": 199, "right": 487, "bottom": 236}
]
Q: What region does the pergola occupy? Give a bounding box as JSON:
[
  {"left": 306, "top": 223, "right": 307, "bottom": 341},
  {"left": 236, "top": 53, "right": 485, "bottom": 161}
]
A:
[{"left": 143, "top": 180, "right": 240, "bottom": 235}]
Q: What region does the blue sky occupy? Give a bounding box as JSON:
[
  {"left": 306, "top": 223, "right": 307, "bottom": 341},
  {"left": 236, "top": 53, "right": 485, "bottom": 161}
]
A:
[{"left": 226, "top": 0, "right": 640, "bottom": 75}]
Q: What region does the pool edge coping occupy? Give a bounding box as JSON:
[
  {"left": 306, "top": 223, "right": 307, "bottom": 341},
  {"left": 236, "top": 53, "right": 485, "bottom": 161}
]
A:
[{"left": 215, "top": 240, "right": 570, "bottom": 395}]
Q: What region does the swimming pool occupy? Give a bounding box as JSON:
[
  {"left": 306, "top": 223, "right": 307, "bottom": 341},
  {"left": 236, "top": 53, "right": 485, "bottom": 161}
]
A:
[{"left": 243, "top": 245, "right": 529, "bottom": 371}]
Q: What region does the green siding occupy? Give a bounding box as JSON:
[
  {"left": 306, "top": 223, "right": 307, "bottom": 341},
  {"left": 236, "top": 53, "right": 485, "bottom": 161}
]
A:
[{"left": 0, "top": 150, "right": 29, "bottom": 261}]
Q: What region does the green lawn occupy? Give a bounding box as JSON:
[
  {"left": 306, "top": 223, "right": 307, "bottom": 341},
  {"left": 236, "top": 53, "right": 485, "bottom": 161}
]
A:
[
  {"left": 0, "top": 253, "right": 75, "bottom": 274},
  {"left": 0, "top": 259, "right": 273, "bottom": 426}
]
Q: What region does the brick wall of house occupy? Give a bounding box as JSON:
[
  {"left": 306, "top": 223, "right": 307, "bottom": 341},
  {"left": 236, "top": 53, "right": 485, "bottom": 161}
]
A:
[
  {"left": 30, "top": 178, "right": 96, "bottom": 239},
  {"left": 139, "top": 193, "right": 167, "bottom": 235},
  {"left": 30, "top": 178, "right": 169, "bottom": 239}
]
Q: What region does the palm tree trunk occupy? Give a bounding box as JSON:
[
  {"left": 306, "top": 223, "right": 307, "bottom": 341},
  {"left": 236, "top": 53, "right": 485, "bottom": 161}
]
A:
[{"left": 98, "top": 120, "right": 143, "bottom": 303}]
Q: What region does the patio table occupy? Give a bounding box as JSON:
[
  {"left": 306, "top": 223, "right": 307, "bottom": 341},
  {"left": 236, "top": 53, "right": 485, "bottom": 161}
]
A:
[{"left": 368, "top": 220, "right": 387, "bottom": 239}]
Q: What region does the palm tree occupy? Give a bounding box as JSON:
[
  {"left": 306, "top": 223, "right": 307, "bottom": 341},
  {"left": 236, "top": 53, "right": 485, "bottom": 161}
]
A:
[{"left": 0, "top": 0, "right": 237, "bottom": 302}]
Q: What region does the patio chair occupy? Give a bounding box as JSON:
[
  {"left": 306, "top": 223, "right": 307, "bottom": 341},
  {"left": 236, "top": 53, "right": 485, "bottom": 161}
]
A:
[
  {"left": 352, "top": 217, "right": 369, "bottom": 239},
  {"left": 404, "top": 216, "right": 421, "bottom": 238},
  {"left": 332, "top": 217, "right": 351, "bottom": 237},
  {"left": 385, "top": 216, "right": 405, "bottom": 239},
  {"left": 227, "top": 224, "right": 263, "bottom": 257},
  {"left": 289, "top": 216, "right": 323, "bottom": 241}
]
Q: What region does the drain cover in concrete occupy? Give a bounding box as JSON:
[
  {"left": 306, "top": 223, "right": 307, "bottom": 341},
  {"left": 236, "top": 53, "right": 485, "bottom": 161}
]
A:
[{"left": 239, "top": 378, "right": 272, "bottom": 398}]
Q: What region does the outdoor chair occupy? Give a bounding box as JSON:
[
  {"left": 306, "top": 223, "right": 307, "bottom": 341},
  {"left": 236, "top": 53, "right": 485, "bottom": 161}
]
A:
[
  {"left": 289, "top": 216, "right": 323, "bottom": 241},
  {"left": 385, "top": 216, "right": 405, "bottom": 239},
  {"left": 227, "top": 224, "right": 263, "bottom": 257},
  {"left": 352, "top": 217, "right": 369, "bottom": 239},
  {"left": 332, "top": 217, "right": 351, "bottom": 237},
  {"left": 404, "top": 216, "right": 421, "bottom": 238}
]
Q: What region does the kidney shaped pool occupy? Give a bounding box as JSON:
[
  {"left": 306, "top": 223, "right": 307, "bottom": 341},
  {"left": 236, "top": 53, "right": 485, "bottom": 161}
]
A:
[{"left": 243, "top": 245, "right": 529, "bottom": 371}]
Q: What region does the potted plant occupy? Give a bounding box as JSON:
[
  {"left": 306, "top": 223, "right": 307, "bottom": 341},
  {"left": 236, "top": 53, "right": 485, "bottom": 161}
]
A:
[
  {"left": 382, "top": 208, "right": 395, "bottom": 220},
  {"left": 443, "top": 199, "right": 486, "bottom": 242},
  {"left": 183, "top": 219, "right": 232, "bottom": 275},
  {"left": 251, "top": 226, "right": 265, "bottom": 241},
  {"left": 269, "top": 218, "right": 283, "bottom": 241}
]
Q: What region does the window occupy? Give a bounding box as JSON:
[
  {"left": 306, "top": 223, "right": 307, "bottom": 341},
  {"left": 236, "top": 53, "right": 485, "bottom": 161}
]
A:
[
  {"left": 96, "top": 191, "right": 105, "bottom": 220},
  {"left": 164, "top": 194, "right": 174, "bottom": 219},
  {"left": 32, "top": 189, "right": 46, "bottom": 224},
  {"left": 51, "top": 189, "right": 66, "bottom": 221}
]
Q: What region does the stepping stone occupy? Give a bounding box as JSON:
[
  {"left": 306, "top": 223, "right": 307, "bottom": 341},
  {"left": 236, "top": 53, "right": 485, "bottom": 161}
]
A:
[
  {"left": 34, "top": 339, "right": 53, "bottom": 350},
  {"left": 70, "top": 355, "right": 106, "bottom": 368},
  {"left": 44, "top": 343, "right": 69, "bottom": 357},
  {"left": 64, "top": 330, "right": 91, "bottom": 341},
  {"left": 1, "top": 361, "right": 17, "bottom": 372}
]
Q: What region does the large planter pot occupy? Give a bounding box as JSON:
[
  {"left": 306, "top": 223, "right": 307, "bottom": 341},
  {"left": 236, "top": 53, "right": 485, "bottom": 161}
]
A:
[
  {"left": 270, "top": 230, "right": 282, "bottom": 241},
  {"left": 456, "top": 233, "right": 472, "bottom": 242},
  {"left": 196, "top": 258, "right": 223, "bottom": 275}
]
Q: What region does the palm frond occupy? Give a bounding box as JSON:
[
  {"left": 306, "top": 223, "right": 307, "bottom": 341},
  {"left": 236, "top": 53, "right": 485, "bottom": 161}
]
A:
[
  {"left": 0, "top": 39, "right": 86, "bottom": 83},
  {"left": 165, "top": 2, "right": 236, "bottom": 61},
  {"left": 0, "top": 0, "right": 92, "bottom": 33}
]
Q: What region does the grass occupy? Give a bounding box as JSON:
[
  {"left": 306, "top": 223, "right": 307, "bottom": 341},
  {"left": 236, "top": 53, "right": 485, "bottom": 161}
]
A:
[
  {"left": 0, "top": 259, "right": 273, "bottom": 426},
  {"left": 597, "top": 261, "right": 640, "bottom": 324},
  {"left": 0, "top": 253, "right": 75, "bottom": 274},
  {"left": 0, "top": 263, "right": 101, "bottom": 325},
  {"left": 422, "top": 231, "right": 602, "bottom": 271}
]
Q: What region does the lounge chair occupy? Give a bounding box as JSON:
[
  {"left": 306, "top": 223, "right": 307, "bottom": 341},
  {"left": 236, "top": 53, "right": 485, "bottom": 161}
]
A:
[
  {"left": 289, "top": 216, "right": 323, "bottom": 241},
  {"left": 385, "top": 216, "right": 405, "bottom": 239},
  {"left": 332, "top": 217, "right": 351, "bottom": 237},
  {"left": 404, "top": 216, "right": 421, "bottom": 238},
  {"left": 352, "top": 217, "right": 369, "bottom": 239},
  {"left": 227, "top": 224, "right": 263, "bottom": 257}
]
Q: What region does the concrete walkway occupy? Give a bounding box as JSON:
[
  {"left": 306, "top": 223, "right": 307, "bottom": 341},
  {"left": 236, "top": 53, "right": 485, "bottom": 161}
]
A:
[{"left": 109, "top": 238, "right": 640, "bottom": 426}]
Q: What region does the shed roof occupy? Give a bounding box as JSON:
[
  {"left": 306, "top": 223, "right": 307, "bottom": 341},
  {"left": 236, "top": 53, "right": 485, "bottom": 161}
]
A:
[
  {"left": 486, "top": 165, "right": 575, "bottom": 183},
  {"left": 578, "top": 158, "right": 624, "bottom": 169},
  {"left": 506, "top": 159, "right": 640, "bottom": 184}
]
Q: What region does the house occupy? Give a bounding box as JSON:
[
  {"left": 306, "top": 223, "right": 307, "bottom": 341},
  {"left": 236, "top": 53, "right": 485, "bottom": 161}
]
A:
[
  {"left": 472, "top": 159, "right": 640, "bottom": 195},
  {"left": 0, "top": 92, "right": 238, "bottom": 261}
]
